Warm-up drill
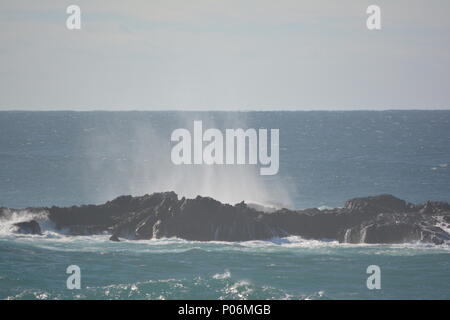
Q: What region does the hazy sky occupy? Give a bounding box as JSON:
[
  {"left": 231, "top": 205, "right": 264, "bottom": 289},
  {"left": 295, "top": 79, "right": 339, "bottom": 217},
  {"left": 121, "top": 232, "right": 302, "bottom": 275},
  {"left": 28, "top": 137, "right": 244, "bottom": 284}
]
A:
[{"left": 1, "top": 0, "right": 449, "bottom": 110}]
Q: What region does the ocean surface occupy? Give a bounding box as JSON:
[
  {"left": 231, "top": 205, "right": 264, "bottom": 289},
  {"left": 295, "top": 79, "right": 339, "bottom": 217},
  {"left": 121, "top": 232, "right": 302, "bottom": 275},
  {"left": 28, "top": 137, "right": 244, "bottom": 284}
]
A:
[{"left": 0, "top": 110, "right": 449, "bottom": 299}]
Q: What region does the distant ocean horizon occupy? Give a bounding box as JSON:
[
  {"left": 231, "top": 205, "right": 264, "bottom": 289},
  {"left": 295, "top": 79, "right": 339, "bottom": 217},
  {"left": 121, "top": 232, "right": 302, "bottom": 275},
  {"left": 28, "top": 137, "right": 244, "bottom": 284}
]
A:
[
  {"left": 1, "top": 110, "right": 449, "bottom": 300},
  {"left": 2, "top": 108, "right": 450, "bottom": 111},
  {"left": 1, "top": 110, "right": 449, "bottom": 209}
]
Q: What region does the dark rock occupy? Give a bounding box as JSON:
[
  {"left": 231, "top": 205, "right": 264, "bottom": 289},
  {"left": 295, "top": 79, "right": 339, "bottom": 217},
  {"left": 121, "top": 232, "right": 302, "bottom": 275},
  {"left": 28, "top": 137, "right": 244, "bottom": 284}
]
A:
[
  {"left": 344, "top": 194, "right": 411, "bottom": 214},
  {"left": 419, "top": 201, "right": 450, "bottom": 214},
  {"left": 419, "top": 225, "right": 450, "bottom": 245},
  {"left": 13, "top": 220, "right": 41, "bottom": 235},
  {"left": 3, "top": 192, "right": 450, "bottom": 245},
  {"left": 109, "top": 234, "right": 120, "bottom": 242},
  {"left": 341, "top": 223, "right": 421, "bottom": 244},
  {"left": 64, "top": 225, "right": 108, "bottom": 235}
]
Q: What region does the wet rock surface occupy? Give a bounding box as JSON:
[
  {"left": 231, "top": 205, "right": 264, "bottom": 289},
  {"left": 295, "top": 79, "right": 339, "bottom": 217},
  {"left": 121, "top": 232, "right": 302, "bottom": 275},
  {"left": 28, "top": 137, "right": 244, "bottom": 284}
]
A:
[
  {"left": 13, "top": 220, "right": 42, "bottom": 235},
  {"left": 4, "top": 193, "right": 450, "bottom": 244}
]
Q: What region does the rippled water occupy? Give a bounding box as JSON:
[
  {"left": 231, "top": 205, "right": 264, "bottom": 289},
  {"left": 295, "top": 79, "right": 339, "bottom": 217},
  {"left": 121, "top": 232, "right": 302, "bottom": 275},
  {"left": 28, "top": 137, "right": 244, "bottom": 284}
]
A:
[
  {"left": 1, "top": 111, "right": 449, "bottom": 299},
  {"left": 1, "top": 111, "right": 449, "bottom": 209},
  {"left": 1, "top": 233, "right": 449, "bottom": 300}
]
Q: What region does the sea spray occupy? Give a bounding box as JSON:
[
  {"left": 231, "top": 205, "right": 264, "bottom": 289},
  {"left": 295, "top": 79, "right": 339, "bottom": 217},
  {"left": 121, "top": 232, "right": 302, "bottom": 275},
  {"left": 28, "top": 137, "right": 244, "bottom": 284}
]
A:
[{"left": 81, "top": 112, "right": 292, "bottom": 207}]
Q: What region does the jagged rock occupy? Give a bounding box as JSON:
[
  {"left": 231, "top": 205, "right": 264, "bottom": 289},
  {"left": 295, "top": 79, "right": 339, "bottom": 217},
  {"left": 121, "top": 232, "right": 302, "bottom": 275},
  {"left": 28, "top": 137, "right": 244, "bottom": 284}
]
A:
[
  {"left": 344, "top": 194, "right": 411, "bottom": 214},
  {"left": 341, "top": 223, "right": 422, "bottom": 244},
  {"left": 419, "top": 201, "right": 450, "bottom": 214},
  {"left": 109, "top": 234, "right": 120, "bottom": 242},
  {"left": 3, "top": 192, "right": 450, "bottom": 245},
  {"left": 64, "top": 225, "right": 108, "bottom": 235},
  {"left": 419, "top": 225, "right": 450, "bottom": 245},
  {"left": 13, "top": 220, "right": 41, "bottom": 235}
]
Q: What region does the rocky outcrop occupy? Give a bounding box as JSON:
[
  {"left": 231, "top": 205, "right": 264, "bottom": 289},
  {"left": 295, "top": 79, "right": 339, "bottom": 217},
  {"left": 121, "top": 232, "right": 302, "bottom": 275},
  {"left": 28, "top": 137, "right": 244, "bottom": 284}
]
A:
[
  {"left": 13, "top": 220, "right": 42, "bottom": 235},
  {"left": 108, "top": 194, "right": 281, "bottom": 241},
  {"left": 109, "top": 234, "right": 120, "bottom": 242},
  {"left": 4, "top": 192, "right": 450, "bottom": 245},
  {"left": 417, "top": 201, "right": 450, "bottom": 215},
  {"left": 340, "top": 220, "right": 450, "bottom": 245},
  {"left": 344, "top": 194, "right": 413, "bottom": 214}
]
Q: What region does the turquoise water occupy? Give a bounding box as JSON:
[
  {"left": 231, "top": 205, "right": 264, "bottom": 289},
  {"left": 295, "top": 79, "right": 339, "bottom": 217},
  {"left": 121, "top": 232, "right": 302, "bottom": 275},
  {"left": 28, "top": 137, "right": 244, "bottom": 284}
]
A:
[
  {"left": 0, "top": 111, "right": 450, "bottom": 299},
  {"left": 1, "top": 235, "right": 450, "bottom": 300}
]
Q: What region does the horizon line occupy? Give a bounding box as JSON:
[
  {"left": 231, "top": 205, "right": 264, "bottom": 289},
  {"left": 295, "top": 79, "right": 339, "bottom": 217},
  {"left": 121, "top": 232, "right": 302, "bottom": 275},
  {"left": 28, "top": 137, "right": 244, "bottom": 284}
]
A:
[{"left": 1, "top": 107, "right": 450, "bottom": 112}]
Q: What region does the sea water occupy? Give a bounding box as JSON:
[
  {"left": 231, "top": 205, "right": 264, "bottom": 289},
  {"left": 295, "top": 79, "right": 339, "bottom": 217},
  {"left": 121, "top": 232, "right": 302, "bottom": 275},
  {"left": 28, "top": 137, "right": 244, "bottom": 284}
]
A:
[{"left": 0, "top": 111, "right": 449, "bottom": 299}]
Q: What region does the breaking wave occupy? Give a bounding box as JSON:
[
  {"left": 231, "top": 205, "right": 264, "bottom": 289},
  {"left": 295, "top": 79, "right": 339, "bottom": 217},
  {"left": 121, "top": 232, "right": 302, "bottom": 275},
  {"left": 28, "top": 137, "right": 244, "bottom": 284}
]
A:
[
  {"left": 0, "top": 209, "right": 50, "bottom": 237},
  {"left": 1, "top": 210, "right": 449, "bottom": 254}
]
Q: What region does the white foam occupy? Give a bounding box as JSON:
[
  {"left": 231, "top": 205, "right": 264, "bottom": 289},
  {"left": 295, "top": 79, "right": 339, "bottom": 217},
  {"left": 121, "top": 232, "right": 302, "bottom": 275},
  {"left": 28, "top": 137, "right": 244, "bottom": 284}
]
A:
[
  {"left": 213, "top": 270, "right": 231, "bottom": 279},
  {"left": 2, "top": 214, "right": 450, "bottom": 255},
  {"left": 0, "top": 209, "right": 49, "bottom": 236}
]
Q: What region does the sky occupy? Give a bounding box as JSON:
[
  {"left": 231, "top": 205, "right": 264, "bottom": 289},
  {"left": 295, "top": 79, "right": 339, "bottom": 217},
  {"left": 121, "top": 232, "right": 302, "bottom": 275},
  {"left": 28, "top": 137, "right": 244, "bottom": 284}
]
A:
[{"left": 0, "top": 0, "right": 449, "bottom": 111}]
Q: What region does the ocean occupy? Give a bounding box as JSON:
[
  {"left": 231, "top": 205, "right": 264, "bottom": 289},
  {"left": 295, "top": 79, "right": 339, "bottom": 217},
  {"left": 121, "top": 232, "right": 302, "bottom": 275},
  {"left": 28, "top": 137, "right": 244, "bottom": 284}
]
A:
[{"left": 0, "top": 110, "right": 449, "bottom": 299}]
